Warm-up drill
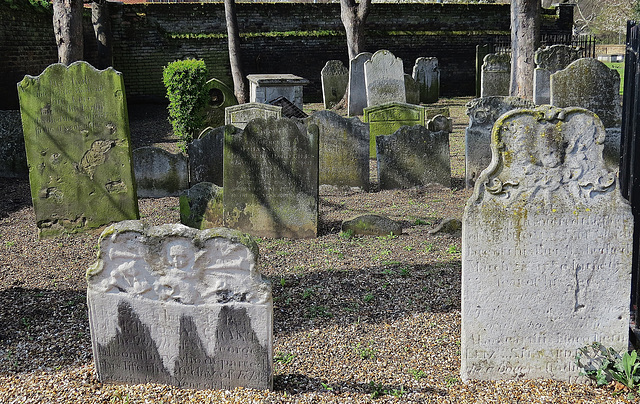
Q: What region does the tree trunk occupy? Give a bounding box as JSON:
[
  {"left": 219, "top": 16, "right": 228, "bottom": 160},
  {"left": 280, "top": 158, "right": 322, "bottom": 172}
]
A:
[
  {"left": 52, "top": 0, "right": 84, "bottom": 65},
  {"left": 509, "top": 0, "right": 540, "bottom": 100},
  {"left": 92, "top": 0, "right": 113, "bottom": 69},
  {"left": 340, "top": 0, "right": 371, "bottom": 60},
  {"left": 224, "top": 0, "right": 247, "bottom": 104}
]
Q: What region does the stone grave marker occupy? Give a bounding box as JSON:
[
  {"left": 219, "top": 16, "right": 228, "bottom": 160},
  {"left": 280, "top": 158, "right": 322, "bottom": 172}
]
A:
[
  {"left": 17, "top": 62, "right": 138, "bottom": 238},
  {"left": 133, "top": 147, "right": 188, "bottom": 198},
  {"left": 225, "top": 103, "right": 282, "bottom": 130},
  {"left": 87, "top": 221, "right": 272, "bottom": 390},
  {"left": 189, "top": 125, "right": 240, "bottom": 187},
  {"left": 247, "top": 74, "right": 309, "bottom": 110},
  {"left": 364, "top": 102, "right": 425, "bottom": 157},
  {"left": 480, "top": 53, "right": 511, "bottom": 97},
  {"left": 376, "top": 125, "right": 451, "bottom": 189},
  {"left": 347, "top": 52, "right": 372, "bottom": 116},
  {"left": 364, "top": 50, "right": 406, "bottom": 108},
  {"left": 412, "top": 57, "right": 440, "bottom": 104},
  {"left": 305, "top": 110, "right": 369, "bottom": 190},
  {"left": 464, "top": 96, "right": 534, "bottom": 188},
  {"left": 321, "top": 60, "right": 349, "bottom": 109},
  {"left": 404, "top": 74, "right": 420, "bottom": 105},
  {"left": 0, "top": 110, "right": 28, "bottom": 178},
  {"left": 427, "top": 114, "right": 453, "bottom": 133},
  {"left": 180, "top": 182, "right": 224, "bottom": 230},
  {"left": 201, "top": 78, "right": 238, "bottom": 131},
  {"left": 462, "top": 106, "right": 632, "bottom": 382},
  {"left": 533, "top": 45, "right": 581, "bottom": 105},
  {"left": 223, "top": 117, "right": 319, "bottom": 238},
  {"left": 550, "top": 58, "right": 622, "bottom": 128}
]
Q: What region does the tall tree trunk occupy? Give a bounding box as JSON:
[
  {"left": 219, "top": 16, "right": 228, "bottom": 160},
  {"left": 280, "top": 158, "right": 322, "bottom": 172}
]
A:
[
  {"left": 52, "top": 0, "right": 84, "bottom": 65},
  {"left": 340, "top": 0, "right": 371, "bottom": 61},
  {"left": 224, "top": 0, "right": 247, "bottom": 104},
  {"left": 92, "top": 0, "right": 113, "bottom": 69},
  {"left": 509, "top": 0, "right": 540, "bottom": 100}
]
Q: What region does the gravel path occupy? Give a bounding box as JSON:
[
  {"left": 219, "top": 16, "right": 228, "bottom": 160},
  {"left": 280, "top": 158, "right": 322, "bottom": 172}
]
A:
[{"left": 0, "top": 99, "right": 632, "bottom": 403}]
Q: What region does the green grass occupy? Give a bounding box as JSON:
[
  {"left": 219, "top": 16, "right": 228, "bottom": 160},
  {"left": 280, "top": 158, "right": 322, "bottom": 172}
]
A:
[{"left": 604, "top": 61, "right": 624, "bottom": 94}]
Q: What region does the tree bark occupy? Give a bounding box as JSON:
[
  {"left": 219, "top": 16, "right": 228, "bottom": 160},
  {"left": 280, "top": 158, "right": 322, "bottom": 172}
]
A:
[
  {"left": 92, "top": 0, "right": 113, "bottom": 69},
  {"left": 340, "top": 0, "right": 371, "bottom": 61},
  {"left": 224, "top": 0, "right": 247, "bottom": 104},
  {"left": 509, "top": 0, "right": 540, "bottom": 100},
  {"left": 52, "top": 0, "right": 84, "bottom": 65}
]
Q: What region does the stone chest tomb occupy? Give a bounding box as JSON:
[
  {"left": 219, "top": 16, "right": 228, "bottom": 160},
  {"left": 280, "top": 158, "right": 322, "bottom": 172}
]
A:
[
  {"left": 462, "top": 106, "right": 632, "bottom": 382},
  {"left": 87, "top": 221, "right": 272, "bottom": 390}
]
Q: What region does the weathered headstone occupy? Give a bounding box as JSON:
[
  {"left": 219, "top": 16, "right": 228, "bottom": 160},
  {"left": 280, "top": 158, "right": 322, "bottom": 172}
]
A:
[
  {"left": 347, "top": 52, "right": 372, "bottom": 116},
  {"left": 247, "top": 74, "right": 309, "bottom": 110},
  {"left": 480, "top": 53, "right": 511, "bottom": 97},
  {"left": 189, "top": 126, "right": 240, "bottom": 187},
  {"left": 201, "top": 78, "right": 238, "bottom": 131},
  {"left": 364, "top": 102, "right": 426, "bottom": 157},
  {"left": 550, "top": 58, "right": 622, "bottom": 128},
  {"left": 223, "top": 117, "right": 319, "bottom": 238},
  {"left": 133, "top": 147, "right": 188, "bottom": 198},
  {"left": 87, "top": 221, "right": 272, "bottom": 390},
  {"left": 305, "top": 110, "right": 369, "bottom": 190},
  {"left": 412, "top": 57, "right": 440, "bottom": 104},
  {"left": 464, "top": 96, "right": 534, "bottom": 188},
  {"left": 376, "top": 125, "right": 451, "bottom": 189},
  {"left": 0, "top": 110, "right": 28, "bottom": 178},
  {"left": 364, "top": 50, "right": 406, "bottom": 108},
  {"left": 225, "top": 103, "right": 282, "bottom": 130},
  {"left": 462, "top": 106, "right": 632, "bottom": 382},
  {"left": 180, "top": 182, "right": 224, "bottom": 230},
  {"left": 427, "top": 114, "right": 453, "bottom": 133},
  {"left": 533, "top": 45, "right": 581, "bottom": 105},
  {"left": 321, "top": 60, "right": 349, "bottom": 109},
  {"left": 404, "top": 74, "right": 420, "bottom": 105},
  {"left": 17, "top": 62, "right": 138, "bottom": 238}
]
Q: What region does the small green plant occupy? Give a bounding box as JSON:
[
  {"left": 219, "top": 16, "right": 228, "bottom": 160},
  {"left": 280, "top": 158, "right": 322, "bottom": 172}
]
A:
[
  {"left": 576, "top": 342, "right": 640, "bottom": 391},
  {"left": 274, "top": 352, "right": 295, "bottom": 364},
  {"left": 445, "top": 376, "right": 459, "bottom": 386},
  {"left": 321, "top": 382, "right": 334, "bottom": 391},
  {"left": 363, "top": 292, "right": 374, "bottom": 303},
  {"left": 424, "top": 243, "right": 434, "bottom": 252},
  {"left": 399, "top": 267, "right": 411, "bottom": 277},
  {"left": 301, "top": 287, "right": 315, "bottom": 299},
  {"left": 447, "top": 245, "right": 460, "bottom": 254},
  {"left": 354, "top": 342, "right": 376, "bottom": 359},
  {"left": 279, "top": 277, "right": 286, "bottom": 287},
  {"left": 403, "top": 245, "right": 414, "bottom": 251},
  {"left": 409, "top": 368, "right": 427, "bottom": 380},
  {"left": 389, "top": 386, "right": 406, "bottom": 397},
  {"left": 339, "top": 229, "right": 354, "bottom": 239},
  {"left": 162, "top": 59, "right": 209, "bottom": 149},
  {"left": 307, "top": 305, "right": 332, "bottom": 318},
  {"left": 5, "top": 240, "right": 15, "bottom": 247},
  {"left": 377, "top": 232, "right": 398, "bottom": 241},
  {"left": 413, "top": 218, "right": 427, "bottom": 225},
  {"left": 369, "top": 381, "right": 385, "bottom": 398}
]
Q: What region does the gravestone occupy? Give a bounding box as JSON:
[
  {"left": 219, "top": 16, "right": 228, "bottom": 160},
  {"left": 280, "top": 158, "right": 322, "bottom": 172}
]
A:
[
  {"left": 347, "top": 52, "right": 372, "bottom": 116},
  {"left": 427, "top": 115, "right": 453, "bottom": 133},
  {"left": 480, "top": 53, "right": 511, "bottom": 97},
  {"left": 404, "top": 74, "right": 420, "bottom": 105},
  {"left": 225, "top": 103, "right": 282, "bottom": 130},
  {"left": 223, "top": 117, "right": 319, "bottom": 238},
  {"left": 133, "top": 147, "right": 188, "bottom": 198},
  {"left": 321, "top": 60, "right": 349, "bottom": 109},
  {"left": 464, "top": 96, "right": 534, "bottom": 188},
  {"left": 247, "top": 74, "right": 309, "bottom": 110},
  {"left": 533, "top": 45, "right": 581, "bottom": 105},
  {"left": 364, "top": 50, "right": 406, "bottom": 108},
  {"left": 17, "top": 62, "right": 138, "bottom": 238},
  {"left": 412, "top": 57, "right": 440, "bottom": 104},
  {"left": 364, "top": 102, "right": 426, "bottom": 157},
  {"left": 550, "top": 58, "right": 622, "bottom": 128},
  {"left": 376, "top": 125, "right": 451, "bottom": 189},
  {"left": 305, "top": 110, "right": 369, "bottom": 190},
  {"left": 189, "top": 126, "right": 240, "bottom": 187},
  {"left": 87, "top": 221, "right": 272, "bottom": 390},
  {"left": 0, "top": 110, "right": 28, "bottom": 178},
  {"left": 202, "top": 78, "right": 238, "bottom": 131},
  {"left": 180, "top": 182, "right": 224, "bottom": 230},
  {"left": 462, "top": 106, "right": 632, "bottom": 382}
]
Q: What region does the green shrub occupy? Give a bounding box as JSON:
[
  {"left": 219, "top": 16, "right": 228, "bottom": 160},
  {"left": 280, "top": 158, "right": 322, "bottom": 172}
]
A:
[{"left": 162, "top": 59, "right": 209, "bottom": 149}]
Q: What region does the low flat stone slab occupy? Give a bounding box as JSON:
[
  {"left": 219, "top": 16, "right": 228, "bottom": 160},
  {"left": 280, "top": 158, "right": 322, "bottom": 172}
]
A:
[{"left": 342, "top": 214, "right": 402, "bottom": 237}]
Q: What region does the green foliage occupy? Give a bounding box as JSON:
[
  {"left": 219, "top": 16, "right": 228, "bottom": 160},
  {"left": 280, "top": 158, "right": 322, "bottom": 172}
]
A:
[
  {"left": 409, "top": 368, "right": 427, "bottom": 380},
  {"left": 576, "top": 342, "right": 640, "bottom": 391},
  {"left": 162, "top": 59, "right": 209, "bottom": 149},
  {"left": 339, "top": 229, "right": 354, "bottom": 239},
  {"left": 274, "top": 352, "right": 295, "bottom": 364},
  {"left": 354, "top": 342, "right": 376, "bottom": 359}
]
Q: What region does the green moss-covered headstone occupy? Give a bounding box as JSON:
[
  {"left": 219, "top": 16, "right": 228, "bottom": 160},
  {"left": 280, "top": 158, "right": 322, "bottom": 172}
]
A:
[
  {"left": 364, "top": 102, "right": 426, "bottom": 157},
  {"left": 223, "top": 117, "right": 319, "bottom": 239},
  {"left": 17, "top": 62, "right": 139, "bottom": 238}
]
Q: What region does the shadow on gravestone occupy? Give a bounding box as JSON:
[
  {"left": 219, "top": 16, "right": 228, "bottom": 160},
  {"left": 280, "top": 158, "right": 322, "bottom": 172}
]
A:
[
  {"left": 364, "top": 102, "right": 426, "bottom": 158},
  {"left": 413, "top": 57, "right": 440, "bottom": 104},
  {"left": 347, "top": 52, "right": 372, "bottom": 116},
  {"left": 17, "top": 61, "right": 139, "bottom": 238},
  {"left": 179, "top": 182, "right": 224, "bottom": 230},
  {"left": 133, "top": 146, "right": 188, "bottom": 198},
  {"left": 462, "top": 106, "right": 631, "bottom": 382},
  {"left": 364, "top": 50, "right": 406, "bottom": 108},
  {"left": 223, "top": 117, "right": 319, "bottom": 238},
  {"left": 189, "top": 125, "right": 240, "bottom": 187},
  {"left": 533, "top": 44, "right": 581, "bottom": 105}
]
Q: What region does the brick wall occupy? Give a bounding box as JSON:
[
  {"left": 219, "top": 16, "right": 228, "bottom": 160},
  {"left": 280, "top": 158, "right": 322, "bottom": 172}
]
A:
[{"left": 1, "top": 1, "right": 573, "bottom": 109}]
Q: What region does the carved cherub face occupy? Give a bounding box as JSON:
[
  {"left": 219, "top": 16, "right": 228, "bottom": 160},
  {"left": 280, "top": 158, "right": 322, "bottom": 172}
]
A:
[{"left": 166, "top": 240, "right": 195, "bottom": 271}]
